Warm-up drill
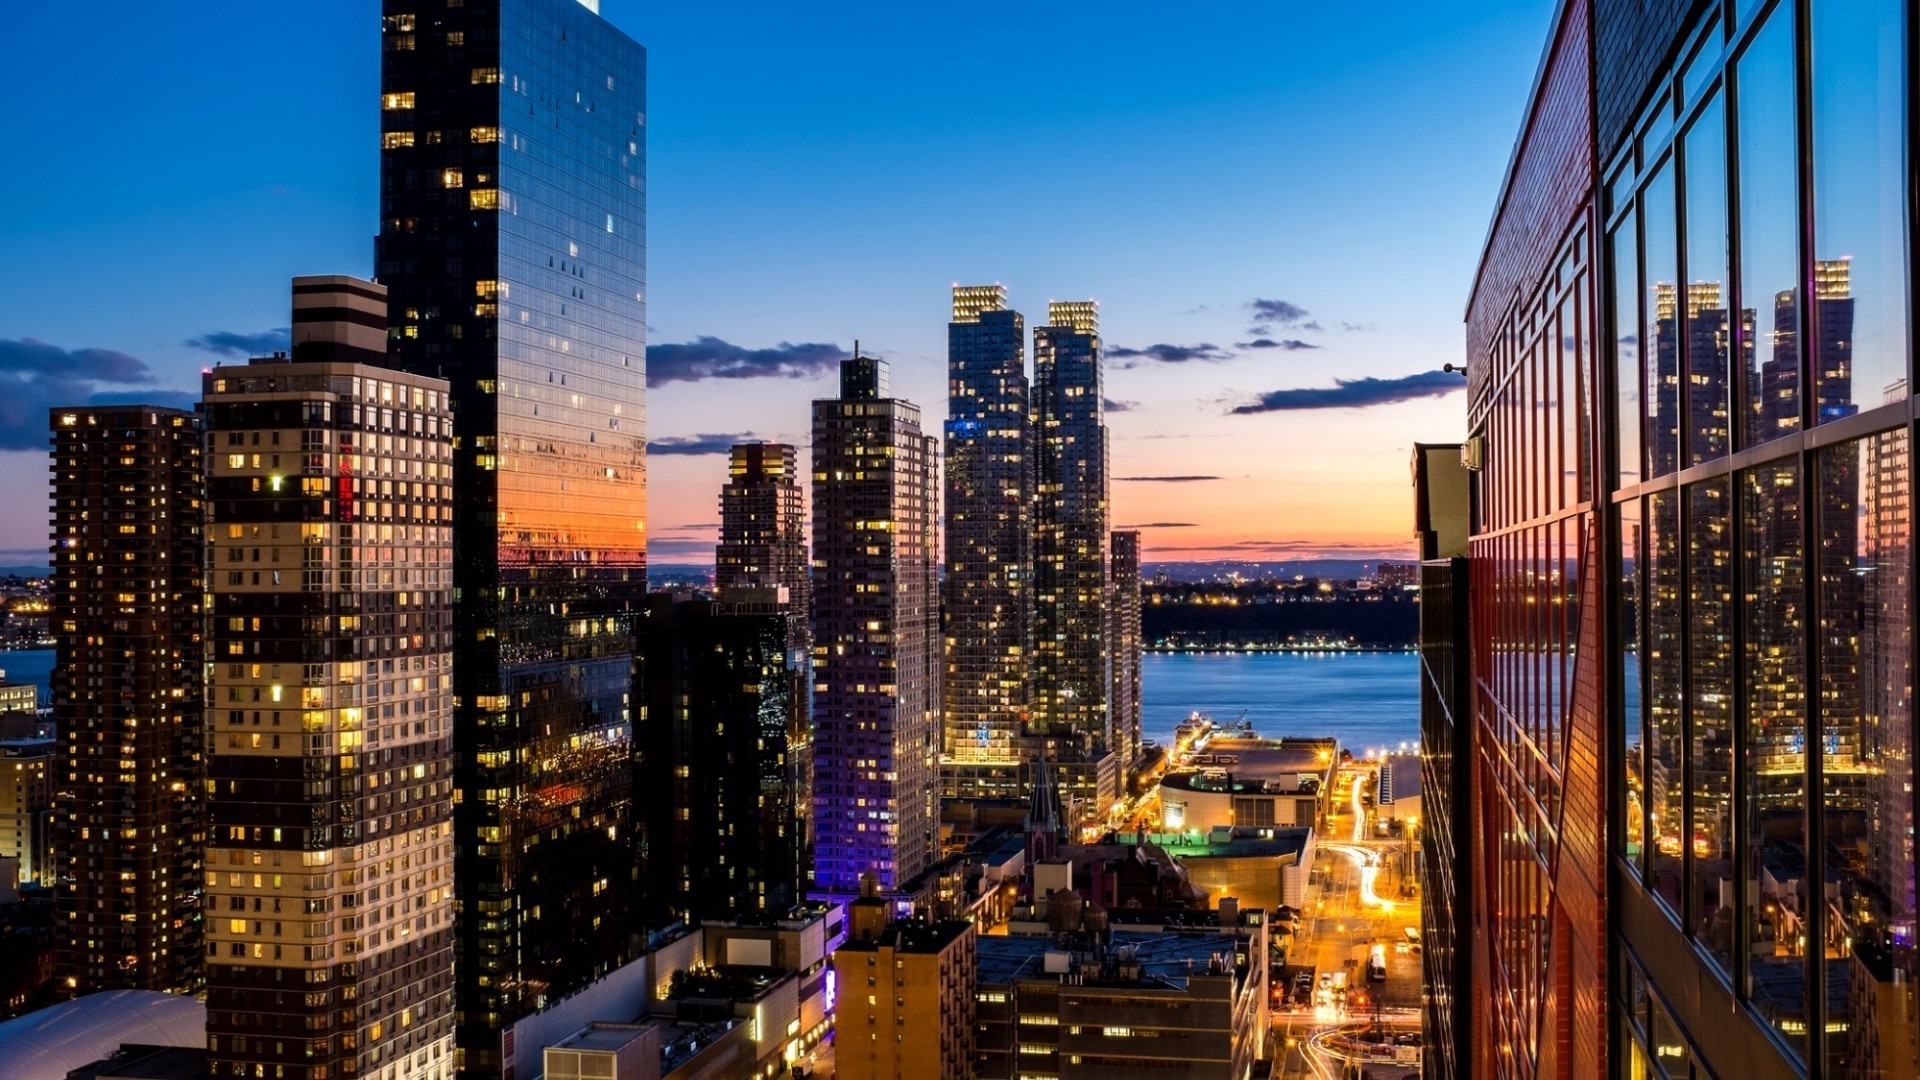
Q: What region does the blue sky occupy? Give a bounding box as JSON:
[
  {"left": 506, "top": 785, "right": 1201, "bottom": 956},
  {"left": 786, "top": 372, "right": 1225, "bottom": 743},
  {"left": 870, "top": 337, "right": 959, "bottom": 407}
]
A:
[{"left": 0, "top": 1, "right": 1553, "bottom": 565}]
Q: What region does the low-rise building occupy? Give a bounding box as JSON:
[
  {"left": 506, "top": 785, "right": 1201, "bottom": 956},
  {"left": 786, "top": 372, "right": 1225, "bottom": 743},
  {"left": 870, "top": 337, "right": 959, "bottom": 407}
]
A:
[
  {"left": 973, "top": 908, "right": 1270, "bottom": 1079},
  {"left": 832, "top": 911, "right": 976, "bottom": 1080},
  {"left": 0, "top": 738, "right": 53, "bottom": 885}
]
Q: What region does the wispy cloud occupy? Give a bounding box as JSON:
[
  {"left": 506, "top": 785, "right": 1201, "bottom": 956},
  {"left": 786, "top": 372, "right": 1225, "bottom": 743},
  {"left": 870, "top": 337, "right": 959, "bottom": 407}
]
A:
[
  {"left": 0, "top": 338, "right": 194, "bottom": 451},
  {"left": 1339, "top": 322, "right": 1377, "bottom": 333},
  {"left": 1118, "top": 522, "right": 1198, "bottom": 528},
  {"left": 1247, "top": 299, "right": 1309, "bottom": 326},
  {"left": 1230, "top": 370, "right": 1464, "bottom": 414},
  {"left": 1117, "top": 475, "right": 1221, "bottom": 483},
  {"left": 1239, "top": 338, "right": 1319, "bottom": 351},
  {"left": 650, "top": 433, "right": 759, "bottom": 456},
  {"left": 648, "top": 337, "right": 847, "bottom": 387},
  {"left": 1103, "top": 397, "right": 1139, "bottom": 413},
  {"left": 186, "top": 328, "right": 291, "bottom": 359},
  {"left": 1108, "top": 342, "right": 1232, "bottom": 365}
]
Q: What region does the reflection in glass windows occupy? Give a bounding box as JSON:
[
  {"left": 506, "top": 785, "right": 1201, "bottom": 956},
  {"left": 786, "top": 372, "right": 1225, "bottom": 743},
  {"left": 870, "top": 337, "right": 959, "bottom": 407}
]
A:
[
  {"left": 1622, "top": 498, "right": 1645, "bottom": 874},
  {"left": 1613, "top": 212, "right": 1642, "bottom": 488},
  {"left": 1810, "top": 0, "right": 1908, "bottom": 422},
  {"left": 1736, "top": 11, "right": 1801, "bottom": 447},
  {"left": 1683, "top": 94, "right": 1730, "bottom": 465},
  {"left": 1819, "top": 429, "right": 1914, "bottom": 1075},
  {"left": 1742, "top": 459, "right": 1808, "bottom": 1060},
  {"left": 1687, "top": 478, "right": 1734, "bottom": 969},
  {"left": 1646, "top": 490, "right": 1682, "bottom": 914},
  {"left": 1644, "top": 161, "right": 1680, "bottom": 477}
]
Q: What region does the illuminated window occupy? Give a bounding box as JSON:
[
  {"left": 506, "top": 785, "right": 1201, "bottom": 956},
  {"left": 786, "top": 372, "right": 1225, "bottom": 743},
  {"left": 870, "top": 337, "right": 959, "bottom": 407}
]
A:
[
  {"left": 383, "top": 132, "right": 415, "bottom": 150},
  {"left": 381, "top": 92, "right": 415, "bottom": 111},
  {"left": 470, "top": 125, "right": 499, "bottom": 143},
  {"left": 469, "top": 189, "right": 499, "bottom": 210},
  {"left": 382, "top": 13, "right": 416, "bottom": 32},
  {"left": 446, "top": 30, "right": 464, "bottom": 46},
  {"left": 442, "top": 168, "right": 464, "bottom": 189},
  {"left": 471, "top": 67, "right": 501, "bottom": 85}
]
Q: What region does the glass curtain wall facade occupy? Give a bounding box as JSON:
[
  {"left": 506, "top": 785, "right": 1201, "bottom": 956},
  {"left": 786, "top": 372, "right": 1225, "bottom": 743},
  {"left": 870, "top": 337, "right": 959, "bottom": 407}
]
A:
[
  {"left": 1473, "top": 0, "right": 1920, "bottom": 1074},
  {"left": 374, "top": 3, "right": 648, "bottom": 1075},
  {"left": 1603, "top": 0, "right": 1915, "bottom": 1073},
  {"left": 943, "top": 285, "right": 1032, "bottom": 764},
  {"left": 1032, "top": 303, "right": 1111, "bottom": 751}
]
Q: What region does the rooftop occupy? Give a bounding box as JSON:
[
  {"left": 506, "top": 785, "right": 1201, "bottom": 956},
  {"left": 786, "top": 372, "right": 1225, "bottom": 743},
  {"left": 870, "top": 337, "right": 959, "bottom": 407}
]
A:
[
  {"left": 1152, "top": 827, "right": 1312, "bottom": 860},
  {"left": 551, "top": 1022, "right": 655, "bottom": 1053},
  {"left": 840, "top": 918, "right": 972, "bottom": 955},
  {"left": 978, "top": 930, "right": 1247, "bottom": 992}
]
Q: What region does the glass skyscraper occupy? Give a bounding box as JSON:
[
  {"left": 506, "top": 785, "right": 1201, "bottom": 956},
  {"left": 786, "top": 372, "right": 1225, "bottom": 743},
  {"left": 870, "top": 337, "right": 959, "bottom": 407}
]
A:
[
  {"left": 373, "top": 3, "right": 647, "bottom": 1075},
  {"left": 943, "top": 285, "right": 1032, "bottom": 763},
  {"left": 1446, "top": 0, "right": 1920, "bottom": 1075},
  {"left": 1033, "top": 302, "right": 1111, "bottom": 752}
]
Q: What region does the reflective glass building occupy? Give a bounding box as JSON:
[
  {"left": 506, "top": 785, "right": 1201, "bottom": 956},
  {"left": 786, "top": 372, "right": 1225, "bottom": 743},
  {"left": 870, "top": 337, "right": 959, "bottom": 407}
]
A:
[
  {"left": 943, "top": 285, "right": 1032, "bottom": 763},
  {"left": 1032, "top": 302, "right": 1112, "bottom": 754},
  {"left": 1455, "top": 0, "right": 1920, "bottom": 1075},
  {"left": 373, "top": 2, "right": 647, "bottom": 1075}
]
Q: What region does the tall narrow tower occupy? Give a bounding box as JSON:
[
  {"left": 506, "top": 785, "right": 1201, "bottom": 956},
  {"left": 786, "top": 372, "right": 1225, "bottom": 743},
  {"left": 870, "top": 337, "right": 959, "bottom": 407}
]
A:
[
  {"left": 374, "top": 3, "right": 648, "bottom": 1072},
  {"left": 201, "top": 281, "right": 455, "bottom": 1080},
  {"left": 1109, "top": 529, "right": 1143, "bottom": 775},
  {"left": 943, "top": 285, "right": 1031, "bottom": 763},
  {"left": 810, "top": 355, "right": 941, "bottom": 900},
  {"left": 1032, "top": 302, "right": 1111, "bottom": 749},
  {"left": 50, "top": 405, "right": 205, "bottom": 997}
]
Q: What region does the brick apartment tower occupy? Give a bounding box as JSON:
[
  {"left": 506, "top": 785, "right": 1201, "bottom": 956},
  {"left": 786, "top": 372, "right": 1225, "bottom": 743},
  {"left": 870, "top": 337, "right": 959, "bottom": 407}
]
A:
[
  {"left": 202, "top": 277, "right": 455, "bottom": 1080},
  {"left": 51, "top": 404, "right": 206, "bottom": 996}
]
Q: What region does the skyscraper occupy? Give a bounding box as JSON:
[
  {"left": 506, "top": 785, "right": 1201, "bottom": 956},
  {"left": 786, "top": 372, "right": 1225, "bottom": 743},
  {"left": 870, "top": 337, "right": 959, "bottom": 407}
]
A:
[
  {"left": 714, "top": 442, "right": 813, "bottom": 876},
  {"left": 638, "top": 593, "right": 804, "bottom": 921},
  {"left": 1108, "top": 529, "right": 1142, "bottom": 776},
  {"left": 1032, "top": 302, "right": 1110, "bottom": 750},
  {"left": 716, "top": 443, "right": 809, "bottom": 624},
  {"left": 50, "top": 405, "right": 205, "bottom": 997},
  {"left": 1448, "top": 0, "right": 1920, "bottom": 1073},
  {"left": 943, "top": 285, "right": 1031, "bottom": 763},
  {"left": 374, "top": 3, "right": 648, "bottom": 1073},
  {"left": 201, "top": 294, "right": 456, "bottom": 1080},
  {"left": 810, "top": 355, "right": 941, "bottom": 901}
]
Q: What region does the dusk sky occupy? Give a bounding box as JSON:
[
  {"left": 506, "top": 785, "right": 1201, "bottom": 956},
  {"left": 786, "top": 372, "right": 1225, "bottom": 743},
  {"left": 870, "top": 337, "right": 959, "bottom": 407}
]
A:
[{"left": 1, "top": 1, "right": 1551, "bottom": 568}]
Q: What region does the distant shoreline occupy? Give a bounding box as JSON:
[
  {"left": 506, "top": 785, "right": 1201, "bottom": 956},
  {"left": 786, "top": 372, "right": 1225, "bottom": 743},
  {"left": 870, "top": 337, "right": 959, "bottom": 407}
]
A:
[{"left": 1144, "top": 644, "right": 1414, "bottom": 655}]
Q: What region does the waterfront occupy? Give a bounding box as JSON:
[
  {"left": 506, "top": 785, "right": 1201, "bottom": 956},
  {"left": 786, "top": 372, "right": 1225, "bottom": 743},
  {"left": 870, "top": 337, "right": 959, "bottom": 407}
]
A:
[
  {"left": 4, "top": 647, "right": 1420, "bottom": 757},
  {"left": 1142, "top": 650, "right": 1418, "bottom": 757}
]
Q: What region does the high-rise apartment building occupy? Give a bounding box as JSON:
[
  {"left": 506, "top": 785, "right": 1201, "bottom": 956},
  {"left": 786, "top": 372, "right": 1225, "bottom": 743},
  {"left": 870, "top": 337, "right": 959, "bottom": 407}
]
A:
[
  {"left": 943, "top": 285, "right": 1031, "bottom": 764},
  {"left": 50, "top": 405, "right": 204, "bottom": 997},
  {"left": 809, "top": 355, "right": 941, "bottom": 901},
  {"left": 714, "top": 441, "right": 813, "bottom": 877},
  {"left": 374, "top": 3, "right": 648, "bottom": 1071},
  {"left": 1444, "top": 0, "right": 1920, "bottom": 1074},
  {"left": 1108, "top": 530, "right": 1142, "bottom": 776},
  {"left": 716, "top": 443, "right": 809, "bottom": 629},
  {"left": 1032, "top": 302, "right": 1110, "bottom": 750},
  {"left": 201, "top": 300, "right": 456, "bottom": 1080},
  {"left": 638, "top": 593, "right": 804, "bottom": 921}
]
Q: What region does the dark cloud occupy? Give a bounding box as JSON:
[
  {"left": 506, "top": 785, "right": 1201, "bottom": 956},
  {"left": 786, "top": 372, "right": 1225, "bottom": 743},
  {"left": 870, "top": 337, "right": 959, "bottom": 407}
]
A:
[
  {"left": 186, "top": 328, "right": 291, "bottom": 359},
  {"left": 1239, "top": 338, "right": 1320, "bottom": 351},
  {"left": 1102, "top": 397, "right": 1139, "bottom": 412},
  {"left": 647, "top": 337, "right": 847, "bottom": 387},
  {"left": 1118, "top": 522, "right": 1198, "bottom": 528},
  {"left": 650, "top": 433, "right": 759, "bottom": 456},
  {"left": 1300, "top": 321, "right": 1324, "bottom": 332},
  {"left": 1229, "top": 370, "right": 1464, "bottom": 415},
  {"left": 0, "top": 338, "right": 189, "bottom": 451},
  {"left": 1108, "top": 342, "right": 1232, "bottom": 365},
  {"left": 1247, "top": 299, "right": 1309, "bottom": 326},
  {"left": 1117, "top": 475, "right": 1221, "bottom": 483}
]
